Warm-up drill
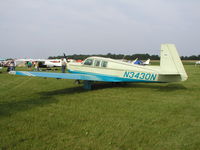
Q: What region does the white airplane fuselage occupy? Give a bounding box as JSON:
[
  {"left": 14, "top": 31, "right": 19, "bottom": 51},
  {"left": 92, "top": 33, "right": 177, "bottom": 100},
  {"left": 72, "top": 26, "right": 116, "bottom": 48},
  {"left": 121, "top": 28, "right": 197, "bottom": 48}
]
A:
[
  {"left": 68, "top": 58, "right": 181, "bottom": 83},
  {"left": 67, "top": 44, "right": 188, "bottom": 83}
]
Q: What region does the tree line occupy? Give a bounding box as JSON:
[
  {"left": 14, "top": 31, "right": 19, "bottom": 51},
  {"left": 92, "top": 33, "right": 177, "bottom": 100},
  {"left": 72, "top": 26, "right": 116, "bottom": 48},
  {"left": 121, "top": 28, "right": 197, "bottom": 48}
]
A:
[{"left": 48, "top": 53, "right": 200, "bottom": 60}]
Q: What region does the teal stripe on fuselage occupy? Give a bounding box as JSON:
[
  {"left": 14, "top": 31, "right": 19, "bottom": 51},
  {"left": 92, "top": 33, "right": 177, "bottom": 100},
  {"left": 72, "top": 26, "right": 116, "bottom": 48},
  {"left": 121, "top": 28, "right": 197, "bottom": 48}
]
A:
[
  {"left": 13, "top": 70, "right": 161, "bottom": 83},
  {"left": 68, "top": 70, "right": 160, "bottom": 83}
]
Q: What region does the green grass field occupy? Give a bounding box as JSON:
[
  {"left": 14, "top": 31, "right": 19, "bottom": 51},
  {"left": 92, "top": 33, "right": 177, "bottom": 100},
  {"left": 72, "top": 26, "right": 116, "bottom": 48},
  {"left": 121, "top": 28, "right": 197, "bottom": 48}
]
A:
[{"left": 0, "top": 64, "right": 200, "bottom": 150}]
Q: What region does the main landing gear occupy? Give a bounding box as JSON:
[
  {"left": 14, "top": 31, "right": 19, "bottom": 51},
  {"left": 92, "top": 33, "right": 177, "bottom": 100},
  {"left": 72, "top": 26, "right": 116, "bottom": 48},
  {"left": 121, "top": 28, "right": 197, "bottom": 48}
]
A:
[{"left": 74, "top": 80, "right": 93, "bottom": 90}]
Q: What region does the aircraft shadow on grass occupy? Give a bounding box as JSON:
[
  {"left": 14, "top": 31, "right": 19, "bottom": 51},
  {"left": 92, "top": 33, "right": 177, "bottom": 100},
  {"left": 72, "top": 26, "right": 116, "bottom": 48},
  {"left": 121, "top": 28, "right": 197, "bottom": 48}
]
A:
[
  {"left": 0, "top": 93, "right": 57, "bottom": 117},
  {"left": 39, "top": 82, "right": 187, "bottom": 96},
  {"left": 0, "top": 83, "right": 187, "bottom": 117}
]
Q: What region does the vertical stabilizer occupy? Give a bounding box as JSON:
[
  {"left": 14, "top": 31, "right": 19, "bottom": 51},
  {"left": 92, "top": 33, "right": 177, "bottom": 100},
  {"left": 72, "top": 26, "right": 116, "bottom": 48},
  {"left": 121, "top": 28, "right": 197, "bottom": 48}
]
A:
[{"left": 160, "top": 44, "right": 188, "bottom": 81}]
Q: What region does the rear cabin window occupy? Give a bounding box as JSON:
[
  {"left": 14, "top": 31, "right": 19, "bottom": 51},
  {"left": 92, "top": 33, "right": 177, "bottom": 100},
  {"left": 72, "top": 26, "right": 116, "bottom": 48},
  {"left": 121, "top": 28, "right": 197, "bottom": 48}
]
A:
[
  {"left": 94, "top": 60, "right": 101, "bottom": 67},
  {"left": 84, "top": 59, "right": 93, "bottom": 65},
  {"left": 101, "top": 61, "right": 108, "bottom": 67}
]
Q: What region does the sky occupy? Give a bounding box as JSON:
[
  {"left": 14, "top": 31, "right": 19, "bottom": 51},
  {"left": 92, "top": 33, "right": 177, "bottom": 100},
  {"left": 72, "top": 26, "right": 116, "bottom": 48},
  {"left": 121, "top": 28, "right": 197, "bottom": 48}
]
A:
[{"left": 0, "top": 0, "right": 200, "bottom": 58}]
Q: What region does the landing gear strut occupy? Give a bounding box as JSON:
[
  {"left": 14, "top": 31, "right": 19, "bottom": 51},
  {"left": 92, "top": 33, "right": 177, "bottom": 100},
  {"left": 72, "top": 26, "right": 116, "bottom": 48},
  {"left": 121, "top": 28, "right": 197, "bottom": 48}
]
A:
[
  {"left": 75, "top": 80, "right": 81, "bottom": 84},
  {"left": 83, "top": 81, "right": 92, "bottom": 90}
]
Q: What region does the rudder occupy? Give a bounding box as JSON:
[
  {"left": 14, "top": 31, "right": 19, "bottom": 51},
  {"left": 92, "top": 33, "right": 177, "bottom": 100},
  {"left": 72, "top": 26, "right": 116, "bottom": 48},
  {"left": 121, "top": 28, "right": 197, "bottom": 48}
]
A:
[{"left": 160, "top": 44, "right": 188, "bottom": 81}]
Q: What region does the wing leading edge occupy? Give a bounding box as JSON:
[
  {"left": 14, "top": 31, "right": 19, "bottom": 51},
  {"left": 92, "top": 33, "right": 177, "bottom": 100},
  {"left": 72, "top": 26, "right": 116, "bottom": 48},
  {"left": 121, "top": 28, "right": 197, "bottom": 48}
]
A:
[{"left": 9, "top": 71, "right": 103, "bottom": 81}]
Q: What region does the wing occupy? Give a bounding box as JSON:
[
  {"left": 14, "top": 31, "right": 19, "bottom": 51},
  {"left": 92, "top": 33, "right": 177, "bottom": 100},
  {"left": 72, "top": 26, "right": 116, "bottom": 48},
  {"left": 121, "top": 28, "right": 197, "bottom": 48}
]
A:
[
  {"left": 9, "top": 71, "right": 103, "bottom": 81},
  {"left": 9, "top": 71, "right": 124, "bottom": 82}
]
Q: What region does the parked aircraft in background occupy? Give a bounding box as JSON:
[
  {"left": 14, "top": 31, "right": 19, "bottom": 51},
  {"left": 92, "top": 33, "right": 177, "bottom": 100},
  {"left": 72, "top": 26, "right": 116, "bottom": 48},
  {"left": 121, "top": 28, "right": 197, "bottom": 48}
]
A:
[
  {"left": 195, "top": 61, "right": 200, "bottom": 66},
  {"left": 132, "top": 58, "right": 138, "bottom": 64},
  {"left": 15, "top": 58, "right": 77, "bottom": 68},
  {"left": 10, "top": 44, "right": 188, "bottom": 89},
  {"left": 44, "top": 59, "right": 65, "bottom": 67},
  {"left": 43, "top": 58, "right": 78, "bottom": 67},
  {"left": 133, "top": 58, "right": 150, "bottom": 65},
  {"left": 15, "top": 59, "right": 46, "bottom": 66},
  {"left": 143, "top": 59, "right": 151, "bottom": 65}
]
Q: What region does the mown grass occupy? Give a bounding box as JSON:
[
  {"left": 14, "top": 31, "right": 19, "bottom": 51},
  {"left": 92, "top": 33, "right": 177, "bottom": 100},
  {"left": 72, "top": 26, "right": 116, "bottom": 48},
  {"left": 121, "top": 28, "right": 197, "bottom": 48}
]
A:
[{"left": 0, "top": 65, "right": 200, "bottom": 150}]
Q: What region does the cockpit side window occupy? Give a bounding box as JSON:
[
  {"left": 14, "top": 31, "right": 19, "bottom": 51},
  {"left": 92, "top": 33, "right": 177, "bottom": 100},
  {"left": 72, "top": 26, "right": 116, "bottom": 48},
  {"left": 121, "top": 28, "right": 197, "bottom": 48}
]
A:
[
  {"left": 101, "top": 61, "right": 108, "bottom": 67},
  {"left": 84, "top": 59, "right": 93, "bottom": 65},
  {"left": 94, "top": 60, "right": 101, "bottom": 67}
]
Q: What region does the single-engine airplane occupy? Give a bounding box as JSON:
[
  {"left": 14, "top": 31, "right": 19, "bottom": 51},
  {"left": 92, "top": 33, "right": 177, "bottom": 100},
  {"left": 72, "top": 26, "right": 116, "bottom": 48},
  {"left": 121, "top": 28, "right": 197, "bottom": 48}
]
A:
[{"left": 9, "top": 44, "right": 188, "bottom": 89}]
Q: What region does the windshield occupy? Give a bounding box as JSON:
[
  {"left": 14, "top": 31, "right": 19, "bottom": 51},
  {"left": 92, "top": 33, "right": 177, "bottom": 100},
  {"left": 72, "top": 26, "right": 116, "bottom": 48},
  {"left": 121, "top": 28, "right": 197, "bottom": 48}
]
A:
[{"left": 84, "top": 59, "right": 93, "bottom": 65}]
